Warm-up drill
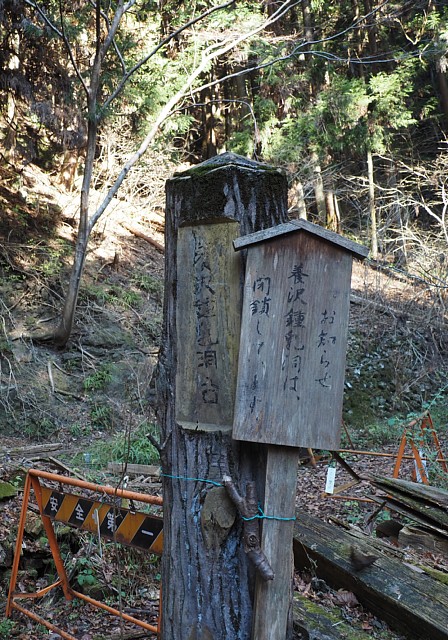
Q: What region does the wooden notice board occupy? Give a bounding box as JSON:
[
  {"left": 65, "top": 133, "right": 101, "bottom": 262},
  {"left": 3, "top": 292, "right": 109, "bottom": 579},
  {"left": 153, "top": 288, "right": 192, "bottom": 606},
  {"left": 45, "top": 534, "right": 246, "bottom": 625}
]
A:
[
  {"left": 176, "top": 221, "right": 241, "bottom": 432},
  {"left": 233, "top": 220, "right": 367, "bottom": 449}
]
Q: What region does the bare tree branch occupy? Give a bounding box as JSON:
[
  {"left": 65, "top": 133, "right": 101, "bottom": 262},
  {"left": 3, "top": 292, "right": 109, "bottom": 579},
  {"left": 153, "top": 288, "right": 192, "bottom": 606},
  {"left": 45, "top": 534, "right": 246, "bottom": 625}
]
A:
[
  {"left": 102, "top": 0, "right": 237, "bottom": 112},
  {"left": 87, "top": 0, "right": 127, "bottom": 74},
  {"left": 23, "top": 0, "right": 63, "bottom": 37},
  {"left": 57, "top": 0, "right": 89, "bottom": 98},
  {"left": 88, "top": 0, "right": 295, "bottom": 230}
]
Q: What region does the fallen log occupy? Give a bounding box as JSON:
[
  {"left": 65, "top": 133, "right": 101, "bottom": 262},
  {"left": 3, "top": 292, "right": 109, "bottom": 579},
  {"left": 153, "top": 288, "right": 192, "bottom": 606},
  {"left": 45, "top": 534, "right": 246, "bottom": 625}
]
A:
[
  {"left": 399, "top": 524, "right": 448, "bottom": 554},
  {"left": 372, "top": 476, "right": 448, "bottom": 534},
  {"left": 107, "top": 462, "right": 160, "bottom": 476},
  {"left": 374, "top": 476, "right": 448, "bottom": 511},
  {"left": 1, "top": 443, "right": 63, "bottom": 456},
  {"left": 121, "top": 222, "right": 164, "bottom": 253},
  {"left": 293, "top": 592, "right": 373, "bottom": 640},
  {"left": 293, "top": 511, "right": 448, "bottom": 640}
]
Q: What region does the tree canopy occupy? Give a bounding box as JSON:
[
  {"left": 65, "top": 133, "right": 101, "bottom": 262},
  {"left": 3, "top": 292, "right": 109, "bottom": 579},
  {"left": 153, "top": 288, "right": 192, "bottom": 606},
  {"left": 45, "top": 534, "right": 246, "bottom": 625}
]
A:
[{"left": 1, "top": 0, "right": 448, "bottom": 271}]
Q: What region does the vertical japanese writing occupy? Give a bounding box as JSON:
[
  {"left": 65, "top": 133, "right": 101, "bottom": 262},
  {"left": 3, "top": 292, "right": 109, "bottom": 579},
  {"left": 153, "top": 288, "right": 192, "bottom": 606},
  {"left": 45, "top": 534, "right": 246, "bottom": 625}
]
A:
[
  {"left": 193, "top": 231, "right": 220, "bottom": 404},
  {"left": 282, "top": 263, "right": 308, "bottom": 399},
  {"left": 247, "top": 275, "right": 273, "bottom": 413},
  {"left": 315, "top": 308, "right": 337, "bottom": 389}
]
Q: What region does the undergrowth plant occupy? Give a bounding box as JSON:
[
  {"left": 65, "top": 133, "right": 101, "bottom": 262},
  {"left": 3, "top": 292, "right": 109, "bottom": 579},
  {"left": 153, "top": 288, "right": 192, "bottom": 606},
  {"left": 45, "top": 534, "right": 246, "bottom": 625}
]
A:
[
  {"left": 87, "top": 421, "right": 160, "bottom": 468},
  {"left": 341, "top": 379, "right": 448, "bottom": 489},
  {"left": 131, "top": 273, "right": 163, "bottom": 301},
  {"left": 83, "top": 365, "right": 113, "bottom": 392},
  {"left": 0, "top": 619, "right": 14, "bottom": 637},
  {"left": 89, "top": 403, "right": 113, "bottom": 430}
]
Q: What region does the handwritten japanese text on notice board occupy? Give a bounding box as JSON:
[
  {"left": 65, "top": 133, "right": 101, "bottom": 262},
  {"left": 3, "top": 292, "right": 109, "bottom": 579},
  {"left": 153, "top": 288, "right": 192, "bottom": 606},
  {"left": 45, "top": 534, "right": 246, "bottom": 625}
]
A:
[{"left": 233, "top": 233, "right": 352, "bottom": 449}]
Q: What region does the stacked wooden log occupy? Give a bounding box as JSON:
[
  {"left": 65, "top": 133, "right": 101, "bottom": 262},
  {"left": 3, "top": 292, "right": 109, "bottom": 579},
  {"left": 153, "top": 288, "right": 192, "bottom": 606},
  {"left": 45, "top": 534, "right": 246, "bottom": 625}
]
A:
[
  {"left": 293, "top": 508, "right": 448, "bottom": 640},
  {"left": 372, "top": 476, "right": 448, "bottom": 552}
]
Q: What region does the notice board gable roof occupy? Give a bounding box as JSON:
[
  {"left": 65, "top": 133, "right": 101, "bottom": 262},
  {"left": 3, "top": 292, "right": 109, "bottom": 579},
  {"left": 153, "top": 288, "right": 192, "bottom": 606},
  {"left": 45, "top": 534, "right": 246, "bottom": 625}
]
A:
[{"left": 233, "top": 219, "right": 368, "bottom": 260}]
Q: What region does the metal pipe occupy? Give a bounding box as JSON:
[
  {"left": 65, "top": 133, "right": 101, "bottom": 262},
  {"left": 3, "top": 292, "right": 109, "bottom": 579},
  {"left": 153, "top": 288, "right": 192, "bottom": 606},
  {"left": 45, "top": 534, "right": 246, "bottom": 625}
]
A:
[
  {"left": 9, "top": 602, "right": 78, "bottom": 640},
  {"left": 28, "top": 468, "right": 163, "bottom": 505},
  {"left": 337, "top": 449, "right": 446, "bottom": 463},
  {"left": 70, "top": 588, "right": 159, "bottom": 633},
  {"left": 11, "top": 579, "right": 63, "bottom": 600},
  {"left": 322, "top": 494, "right": 375, "bottom": 503},
  {"left": 31, "top": 475, "right": 73, "bottom": 600},
  {"left": 6, "top": 472, "right": 32, "bottom": 617}
]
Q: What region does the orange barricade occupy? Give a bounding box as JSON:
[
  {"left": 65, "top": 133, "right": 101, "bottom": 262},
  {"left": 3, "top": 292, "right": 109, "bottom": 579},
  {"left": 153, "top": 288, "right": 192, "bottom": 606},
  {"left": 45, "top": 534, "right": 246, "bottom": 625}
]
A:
[
  {"left": 7, "top": 469, "right": 163, "bottom": 639},
  {"left": 393, "top": 412, "right": 447, "bottom": 484}
]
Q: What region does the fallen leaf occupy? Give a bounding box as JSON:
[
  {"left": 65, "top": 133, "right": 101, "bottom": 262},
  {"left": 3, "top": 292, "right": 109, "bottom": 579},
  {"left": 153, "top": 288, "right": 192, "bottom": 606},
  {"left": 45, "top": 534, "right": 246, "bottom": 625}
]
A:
[{"left": 333, "top": 590, "right": 359, "bottom": 607}]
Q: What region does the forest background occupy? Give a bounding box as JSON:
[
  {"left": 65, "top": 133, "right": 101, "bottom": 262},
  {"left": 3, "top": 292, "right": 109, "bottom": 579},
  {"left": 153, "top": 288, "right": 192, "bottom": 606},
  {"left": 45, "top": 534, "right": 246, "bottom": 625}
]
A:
[
  {"left": 0, "top": 0, "right": 448, "bottom": 460},
  {"left": 1, "top": 0, "right": 448, "bottom": 473},
  {"left": 1, "top": 1, "right": 448, "bottom": 637}
]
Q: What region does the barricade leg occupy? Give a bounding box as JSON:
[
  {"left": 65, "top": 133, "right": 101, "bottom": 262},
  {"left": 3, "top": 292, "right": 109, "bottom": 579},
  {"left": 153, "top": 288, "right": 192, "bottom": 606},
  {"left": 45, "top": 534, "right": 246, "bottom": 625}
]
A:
[
  {"left": 30, "top": 475, "right": 73, "bottom": 600},
  {"left": 8, "top": 469, "right": 162, "bottom": 637},
  {"left": 6, "top": 471, "right": 31, "bottom": 617}
]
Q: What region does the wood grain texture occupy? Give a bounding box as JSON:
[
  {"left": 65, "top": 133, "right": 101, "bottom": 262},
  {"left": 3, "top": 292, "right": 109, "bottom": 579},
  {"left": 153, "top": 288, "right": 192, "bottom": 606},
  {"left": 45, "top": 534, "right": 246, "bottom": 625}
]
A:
[
  {"left": 252, "top": 446, "right": 298, "bottom": 640},
  {"left": 233, "top": 232, "right": 352, "bottom": 448},
  {"left": 293, "top": 510, "right": 448, "bottom": 640},
  {"left": 155, "top": 152, "right": 289, "bottom": 639},
  {"left": 176, "top": 222, "right": 240, "bottom": 432}
]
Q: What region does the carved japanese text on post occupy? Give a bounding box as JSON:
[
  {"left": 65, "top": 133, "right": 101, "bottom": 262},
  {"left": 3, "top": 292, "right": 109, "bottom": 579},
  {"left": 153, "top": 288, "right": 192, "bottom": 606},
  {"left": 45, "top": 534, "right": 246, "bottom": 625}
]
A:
[
  {"left": 233, "top": 232, "right": 353, "bottom": 449},
  {"left": 176, "top": 222, "right": 241, "bottom": 431}
]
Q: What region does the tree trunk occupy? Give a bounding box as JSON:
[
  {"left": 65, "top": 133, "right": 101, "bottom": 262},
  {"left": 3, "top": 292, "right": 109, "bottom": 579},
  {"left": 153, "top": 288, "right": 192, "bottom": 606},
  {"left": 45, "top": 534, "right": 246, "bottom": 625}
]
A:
[
  {"left": 311, "top": 152, "right": 327, "bottom": 225},
  {"left": 301, "top": 0, "right": 316, "bottom": 97},
  {"left": 436, "top": 66, "right": 448, "bottom": 127},
  {"left": 290, "top": 180, "right": 307, "bottom": 220},
  {"left": 50, "top": 115, "right": 99, "bottom": 346},
  {"left": 367, "top": 148, "right": 378, "bottom": 259},
  {"left": 325, "top": 188, "right": 337, "bottom": 231},
  {"left": 201, "top": 83, "right": 218, "bottom": 160},
  {"left": 363, "top": 0, "right": 378, "bottom": 73},
  {"left": 155, "top": 152, "right": 288, "bottom": 639},
  {"left": 4, "top": 32, "right": 20, "bottom": 158},
  {"left": 301, "top": 0, "right": 314, "bottom": 44}
]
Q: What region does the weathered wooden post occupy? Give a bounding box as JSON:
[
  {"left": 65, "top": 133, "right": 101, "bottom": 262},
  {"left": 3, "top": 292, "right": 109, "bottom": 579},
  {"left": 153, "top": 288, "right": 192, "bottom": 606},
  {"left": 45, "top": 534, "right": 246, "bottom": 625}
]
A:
[
  {"left": 155, "top": 153, "right": 288, "bottom": 639},
  {"left": 232, "top": 220, "right": 368, "bottom": 638}
]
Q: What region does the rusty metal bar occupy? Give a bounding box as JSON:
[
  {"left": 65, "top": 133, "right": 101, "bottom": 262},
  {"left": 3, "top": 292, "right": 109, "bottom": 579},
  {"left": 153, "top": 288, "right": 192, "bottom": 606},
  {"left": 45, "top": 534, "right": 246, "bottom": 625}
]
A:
[
  {"left": 422, "top": 414, "right": 448, "bottom": 472},
  {"left": 6, "top": 471, "right": 32, "bottom": 617},
  {"left": 322, "top": 494, "right": 376, "bottom": 502},
  {"left": 410, "top": 440, "right": 429, "bottom": 484},
  {"left": 70, "top": 588, "right": 159, "bottom": 633},
  {"left": 337, "top": 448, "right": 446, "bottom": 462},
  {"left": 30, "top": 474, "right": 73, "bottom": 600},
  {"left": 9, "top": 602, "right": 78, "bottom": 640},
  {"left": 11, "top": 579, "right": 63, "bottom": 600},
  {"left": 28, "top": 468, "right": 163, "bottom": 505}
]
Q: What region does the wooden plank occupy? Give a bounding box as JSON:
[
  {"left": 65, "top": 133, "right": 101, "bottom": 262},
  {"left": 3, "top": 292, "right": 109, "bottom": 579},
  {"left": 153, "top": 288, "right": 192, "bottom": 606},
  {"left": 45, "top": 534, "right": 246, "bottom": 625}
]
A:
[
  {"left": 107, "top": 463, "right": 161, "bottom": 476},
  {"left": 252, "top": 447, "right": 298, "bottom": 640},
  {"left": 293, "top": 511, "right": 448, "bottom": 640},
  {"left": 293, "top": 592, "right": 377, "bottom": 640},
  {"left": 370, "top": 496, "right": 448, "bottom": 536},
  {"left": 372, "top": 477, "right": 448, "bottom": 531},
  {"left": 233, "top": 232, "right": 352, "bottom": 448},
  {"left": 374, "top": 476, "right": 448, "bottom": 509},
  {"left": 3, "top": 443, "right": 63, "bottom": 456},
  {"left": 175, "top": 221, "right": 241, "bottom": 433}
]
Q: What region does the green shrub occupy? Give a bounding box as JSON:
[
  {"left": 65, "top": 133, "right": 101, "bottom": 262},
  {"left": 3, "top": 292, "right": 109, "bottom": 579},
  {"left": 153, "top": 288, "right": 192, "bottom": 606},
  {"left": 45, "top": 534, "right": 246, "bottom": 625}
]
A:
[
  {"left": 89, "top": 422, "right": 160, "bottom": 467},
  {"left": 83, "top": 365, "right": 113, "bottom": 392},
  {"left": 90, "top": 403, "right": 113, "bottom": 429},
  {"left": 0, "top": 619, "right": 14, "bottom": 638}
]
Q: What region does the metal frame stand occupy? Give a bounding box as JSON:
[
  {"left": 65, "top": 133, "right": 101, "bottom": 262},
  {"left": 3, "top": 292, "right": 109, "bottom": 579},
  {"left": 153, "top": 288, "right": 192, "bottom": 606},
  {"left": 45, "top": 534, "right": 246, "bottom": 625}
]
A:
[{"left": 7, "top": 469, "right": 163, "bottom": 639}]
